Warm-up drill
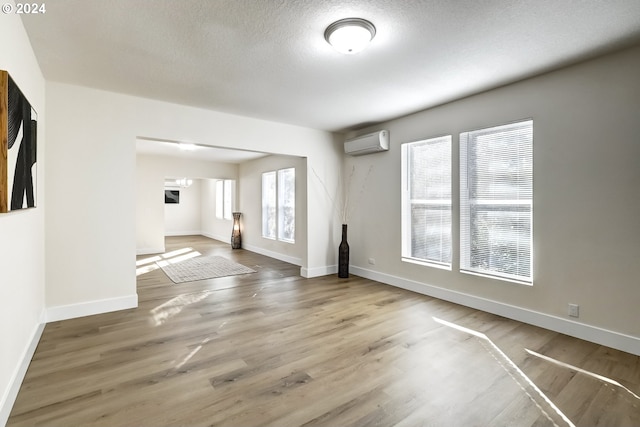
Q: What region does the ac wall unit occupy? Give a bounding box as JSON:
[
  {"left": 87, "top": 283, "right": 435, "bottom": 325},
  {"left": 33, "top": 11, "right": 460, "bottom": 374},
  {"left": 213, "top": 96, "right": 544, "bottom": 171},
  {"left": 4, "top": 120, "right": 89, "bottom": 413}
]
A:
[{"left": 344, "top": 130, "right": 390, "bottom": 156}]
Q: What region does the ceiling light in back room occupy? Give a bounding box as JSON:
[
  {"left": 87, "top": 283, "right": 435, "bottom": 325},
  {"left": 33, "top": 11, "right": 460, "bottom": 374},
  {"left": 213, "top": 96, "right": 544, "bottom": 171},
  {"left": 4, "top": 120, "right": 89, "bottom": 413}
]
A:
[
  {"left": 324, "top": 18, "right": 376, "bottom": 54},
  {"left": 179, "top": 143, "right": 197, "bottom": 151}
]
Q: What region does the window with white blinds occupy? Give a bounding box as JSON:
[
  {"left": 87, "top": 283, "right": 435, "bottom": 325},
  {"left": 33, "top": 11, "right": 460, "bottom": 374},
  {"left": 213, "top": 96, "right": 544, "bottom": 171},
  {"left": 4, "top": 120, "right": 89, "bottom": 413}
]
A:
[
  {"left": 261, "top": 172, "right": 276, "bottom": 239},
  {"left": 223, "top": 180, "right": 233, "bottom": 220},
  {"left": 277, "top": 168, "right": 295, "bottom": 243},
  {"left": 460, "top": 120, "right": 533, "bottom": 283},
  {"left": 401, "top": 135, "right": 452, "bottom": 267},
  {"left": 215, "top": 180, "right": 224, "bottom": 219},
  {"left": 262, "top": 168, "right": 295, "bottom": 243},
  {"left": 216, "top": 179, "right": 234, "bottom": 220}
]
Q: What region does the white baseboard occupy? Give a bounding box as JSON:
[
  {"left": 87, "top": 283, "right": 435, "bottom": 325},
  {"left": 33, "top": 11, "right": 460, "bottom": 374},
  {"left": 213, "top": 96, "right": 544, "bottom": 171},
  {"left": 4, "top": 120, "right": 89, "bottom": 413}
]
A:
[
  {"left": 46, "top": 294, "right": 138, "bottom": 323},
  {"left": 241, "top": 243, "right": 303, "bottom": 267},
  {"left": 0, "top": 314, "right": 46, "bottom": 427},
  {"left": 200, "top": 232, "right": 228, "bottom": 243},
  {"left": 164, "top": 230, "right": 201, "bottom": 237},
  {"left": 350, "top": 265, "right": 640, "bottom": 356},
  {"left": 136, "top": 247, "right": 165, "bottom": 255},
  {"left": 302, "top": 264, "right": 338, "bottom": 278},
  {"left": 203, "top": 234, "right": 325, "bottom": 278}
]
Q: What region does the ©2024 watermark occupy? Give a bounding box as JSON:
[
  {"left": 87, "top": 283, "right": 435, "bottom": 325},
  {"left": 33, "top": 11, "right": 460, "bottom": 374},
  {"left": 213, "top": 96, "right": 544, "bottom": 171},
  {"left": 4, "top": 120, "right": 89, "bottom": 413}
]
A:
[{"left": 2, "top": 3, "right": 46, "bottom": 14}]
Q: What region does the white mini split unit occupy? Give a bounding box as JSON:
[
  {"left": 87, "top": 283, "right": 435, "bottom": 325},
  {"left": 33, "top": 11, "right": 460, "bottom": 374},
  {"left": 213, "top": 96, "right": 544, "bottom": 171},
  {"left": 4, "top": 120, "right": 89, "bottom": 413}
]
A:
[{"left": 344, "top": 130, "right": 390, "bottom": 156}]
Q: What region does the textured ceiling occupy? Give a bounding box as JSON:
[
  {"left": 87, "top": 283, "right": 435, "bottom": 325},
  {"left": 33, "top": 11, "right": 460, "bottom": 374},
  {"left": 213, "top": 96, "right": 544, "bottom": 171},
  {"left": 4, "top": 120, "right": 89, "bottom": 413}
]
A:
[{"left": 21, "top": 0, "right": 640, "bottom": 132}]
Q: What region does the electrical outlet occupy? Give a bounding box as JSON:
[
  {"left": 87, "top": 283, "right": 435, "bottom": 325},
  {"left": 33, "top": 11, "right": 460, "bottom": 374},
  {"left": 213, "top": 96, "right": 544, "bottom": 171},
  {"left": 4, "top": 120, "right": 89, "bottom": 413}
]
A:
[
  {"left": 368, "top": 258, "right": 376, "bottom": 265},
  {"left": 568, "top": 303, "right": 579, "bottom": 318}
]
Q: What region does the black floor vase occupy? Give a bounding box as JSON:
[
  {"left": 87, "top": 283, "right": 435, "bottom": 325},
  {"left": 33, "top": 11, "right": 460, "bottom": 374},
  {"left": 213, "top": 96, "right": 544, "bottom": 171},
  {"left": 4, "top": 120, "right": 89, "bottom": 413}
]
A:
[{"left": 338, "top": 224, "right": 349, "bottom": 278}]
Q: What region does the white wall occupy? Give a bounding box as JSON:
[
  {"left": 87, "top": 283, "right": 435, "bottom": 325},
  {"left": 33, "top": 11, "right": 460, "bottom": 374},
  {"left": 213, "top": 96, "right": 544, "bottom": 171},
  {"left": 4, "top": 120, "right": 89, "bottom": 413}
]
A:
[
  {"left": 239, "top": 155, "right": 307, "bottom": 266},
  {"left": 48, "top": 85, "right": 339, "bottom": 319},
  {"left": 0, "top": 4, "right": 47, "bottom": 424},
  {"left": 346, "top": 45, "right": 640, "bottom": 354},
  {"left": 164, "top": 180, "right": 202, "bottom": 236}
]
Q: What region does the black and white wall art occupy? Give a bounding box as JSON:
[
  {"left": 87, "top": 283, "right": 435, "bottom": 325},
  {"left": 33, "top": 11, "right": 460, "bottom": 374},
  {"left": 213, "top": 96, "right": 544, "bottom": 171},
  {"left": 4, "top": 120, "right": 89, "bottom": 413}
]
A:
[
  {"left": 165, "top": 190, "right": 180, "bottom": 204},
  {"left": 0, "top": 70, "right": 37, "bottom": 213}
]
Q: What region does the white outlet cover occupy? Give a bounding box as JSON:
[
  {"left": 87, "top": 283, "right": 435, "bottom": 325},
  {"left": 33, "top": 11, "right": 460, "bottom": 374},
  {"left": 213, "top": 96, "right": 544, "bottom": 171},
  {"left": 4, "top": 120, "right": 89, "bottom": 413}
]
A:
[{"left": 568, "top": 304, "right": 579, "bottom": 317}]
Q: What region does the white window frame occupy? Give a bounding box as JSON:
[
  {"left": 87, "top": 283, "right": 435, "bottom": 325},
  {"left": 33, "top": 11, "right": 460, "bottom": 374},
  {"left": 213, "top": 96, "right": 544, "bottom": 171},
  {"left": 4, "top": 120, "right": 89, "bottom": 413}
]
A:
[
  {"left": 216, "top": 179, "right": 234, "bottom": 220},
  {"left": 460, "top": 120, "right": 533, "bottom": 284},
  {"left": 261, "top": 172, "right": 276, "bottom": 239},
  {"left": 262, "top": 168, "right": 295, "bottom": 243},
  {"left": 277, "top": 168, "right": 295, "bottom": 243},
  {"left": 401, "top": 135, "right": 452, "bottom": 269},
  {"left": 223, "top": 180, "right": 233, "bottom": 220}
]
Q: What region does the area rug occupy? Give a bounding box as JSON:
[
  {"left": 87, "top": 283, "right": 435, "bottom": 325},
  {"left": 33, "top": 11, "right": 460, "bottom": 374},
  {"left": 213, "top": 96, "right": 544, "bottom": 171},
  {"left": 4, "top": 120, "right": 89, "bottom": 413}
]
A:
[{"left": 157, "top": 255, "right": 256, "bottom": 284}]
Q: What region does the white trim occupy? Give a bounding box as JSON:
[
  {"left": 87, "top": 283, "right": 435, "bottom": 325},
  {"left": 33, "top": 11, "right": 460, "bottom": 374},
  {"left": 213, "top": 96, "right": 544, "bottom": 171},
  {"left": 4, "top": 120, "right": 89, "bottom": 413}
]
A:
[
  {"left": 0, "top": 315, "right": 46, "bottom": 427},
  {"left": 241, "top": 243, "right": 302, "bottom": 267},
  {"left": 460, "top": 268, "right": 533, "bottom": 287},
  {"left": 200, "top": 231, "right": 228, "bottom": 243},
  {"left": 189, "top": 234, "right": 304, "bottom": 268},
  {"left": 46, "top": 294, "right": 138, "bottom": 323},
  {"left": 301, "top": 264, "right": 337, "bottom": 278},
  {"left": 136, "top": 247, "right": 165, "bottom": 255},
  {"left": 164, "top": 230, "right": 201, "bottom": 237},
  {"left": 401, "top": 257, "right": 451, "bottom": 271},
  {"left": 350, "top": 265, "right": 640, "bottom": 356}
]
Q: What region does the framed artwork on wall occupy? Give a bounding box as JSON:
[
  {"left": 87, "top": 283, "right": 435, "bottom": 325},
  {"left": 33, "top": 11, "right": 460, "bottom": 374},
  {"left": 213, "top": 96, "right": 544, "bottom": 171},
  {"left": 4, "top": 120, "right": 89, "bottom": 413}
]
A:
[
  {"left": 0, "top": 70, "right": 38, "bottom": 213},
  {"left": 165, "top": 190, "right": 180, "bottom": 204}
]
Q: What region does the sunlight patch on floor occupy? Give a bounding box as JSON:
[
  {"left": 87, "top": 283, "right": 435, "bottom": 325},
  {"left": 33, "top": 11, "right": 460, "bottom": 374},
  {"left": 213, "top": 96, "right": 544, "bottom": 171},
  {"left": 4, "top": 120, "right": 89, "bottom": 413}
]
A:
[
  {"left": 433, "top": 317, "right": 575, "bottom": 427},
  {"left": 136, "top": 263, "right": 160, "bottom": 276},
  {"left": 136, "top": 247, "right": 201, "bottom": 276},
  {"left": 525, "top": 348, "right": 640, "bottom": 401},
  {"left": 175, "top": 337, "right": 212, "bottom": 370},
  {"left": 150, "top": 290, "right": 212, "bottom": 326},
  {"left": 163, "top": 247, "right": 196, "bottom": 258},
  {"left": 136, "top": 255, "right": 162, "bottom": 266},
  {"left": 155, "top": 250, "right": 201, "bottom": 267}
]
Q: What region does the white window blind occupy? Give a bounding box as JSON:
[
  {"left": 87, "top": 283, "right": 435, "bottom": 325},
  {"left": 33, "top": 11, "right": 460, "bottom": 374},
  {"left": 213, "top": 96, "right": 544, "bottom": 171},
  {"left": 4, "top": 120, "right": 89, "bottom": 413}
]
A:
[
  {"left": 262, "top": 169, "right": 295, "bottom": 243},
  {"left": 401, "top": 135, "right": 452, "bottom": 267},
  {"left": 277, "top": 168, "right": 295, "bottom": 242},
  {"left": 261, "top": 172, "right": 276, "bottom": 239},
  {"left": 223, "top": 179, "right": 233, "bottom": 220},
  {"left": 216, "top": 179, "right": 234, "bottom": 220},
  {"left": 460, "top": 120, "right": 533, "bottom": 283},
  {"left": 215, "top": 180, "right": 223, "bottom": 219}
]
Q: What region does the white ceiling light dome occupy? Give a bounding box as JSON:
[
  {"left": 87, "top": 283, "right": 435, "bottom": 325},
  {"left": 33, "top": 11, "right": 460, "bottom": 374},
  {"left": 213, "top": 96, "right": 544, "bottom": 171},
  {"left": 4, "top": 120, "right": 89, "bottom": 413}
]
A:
[{"left": 324, "top": 18, "right": 376, "bottom": 54}]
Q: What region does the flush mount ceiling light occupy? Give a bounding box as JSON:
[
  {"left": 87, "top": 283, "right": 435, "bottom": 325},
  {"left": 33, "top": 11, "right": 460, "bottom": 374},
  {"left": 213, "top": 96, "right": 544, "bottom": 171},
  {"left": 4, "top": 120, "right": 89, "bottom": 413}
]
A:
[{"left": 324, "top": 18, "right": 376, "bottom": 54}]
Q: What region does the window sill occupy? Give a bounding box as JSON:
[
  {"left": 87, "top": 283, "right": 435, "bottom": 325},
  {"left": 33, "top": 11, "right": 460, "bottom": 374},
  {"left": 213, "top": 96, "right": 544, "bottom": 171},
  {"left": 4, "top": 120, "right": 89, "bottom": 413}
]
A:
[
  {"left": 460, "top": 269, "right": 533, "bottom": 286},
  {"left": 261, "top": 236, "right": 295, "bottom": 244},
  {"left": 401, "top": 257, "right": 451, "bottom": 271}
]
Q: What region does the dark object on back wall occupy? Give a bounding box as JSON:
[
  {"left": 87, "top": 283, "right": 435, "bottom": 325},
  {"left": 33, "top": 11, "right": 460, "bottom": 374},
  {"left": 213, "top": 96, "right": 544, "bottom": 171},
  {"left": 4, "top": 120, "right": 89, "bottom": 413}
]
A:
[{"left": 164, "top": 190, "right": 180, "bottom": 204}]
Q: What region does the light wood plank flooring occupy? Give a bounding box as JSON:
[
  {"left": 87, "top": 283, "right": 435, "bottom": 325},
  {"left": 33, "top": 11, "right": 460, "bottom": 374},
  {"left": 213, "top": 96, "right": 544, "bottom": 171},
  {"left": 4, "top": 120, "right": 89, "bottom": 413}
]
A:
[{"left": 8, "top": 235, "right": 640, "bottom": 426}]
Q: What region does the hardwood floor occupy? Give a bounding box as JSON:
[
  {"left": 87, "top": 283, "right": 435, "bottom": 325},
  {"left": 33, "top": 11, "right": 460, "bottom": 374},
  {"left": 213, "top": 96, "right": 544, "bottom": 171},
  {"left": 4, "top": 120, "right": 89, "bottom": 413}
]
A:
[{"left": 8, "top": 235, "right": 640, "bottom": 426}]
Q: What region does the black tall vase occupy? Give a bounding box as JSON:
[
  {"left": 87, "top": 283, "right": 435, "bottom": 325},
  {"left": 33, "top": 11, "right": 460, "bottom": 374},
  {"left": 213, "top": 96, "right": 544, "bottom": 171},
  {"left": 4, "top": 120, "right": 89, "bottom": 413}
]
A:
[{"left": 338, "top": 224, "right": 349, "bottom": 278}]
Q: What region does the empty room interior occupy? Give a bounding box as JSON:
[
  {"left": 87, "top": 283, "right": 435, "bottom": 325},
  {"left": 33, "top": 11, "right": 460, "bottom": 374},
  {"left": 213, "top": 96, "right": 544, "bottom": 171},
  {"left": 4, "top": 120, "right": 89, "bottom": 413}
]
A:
[{"left": 2, "top": 1, "right": 640, "bottom": 426}]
